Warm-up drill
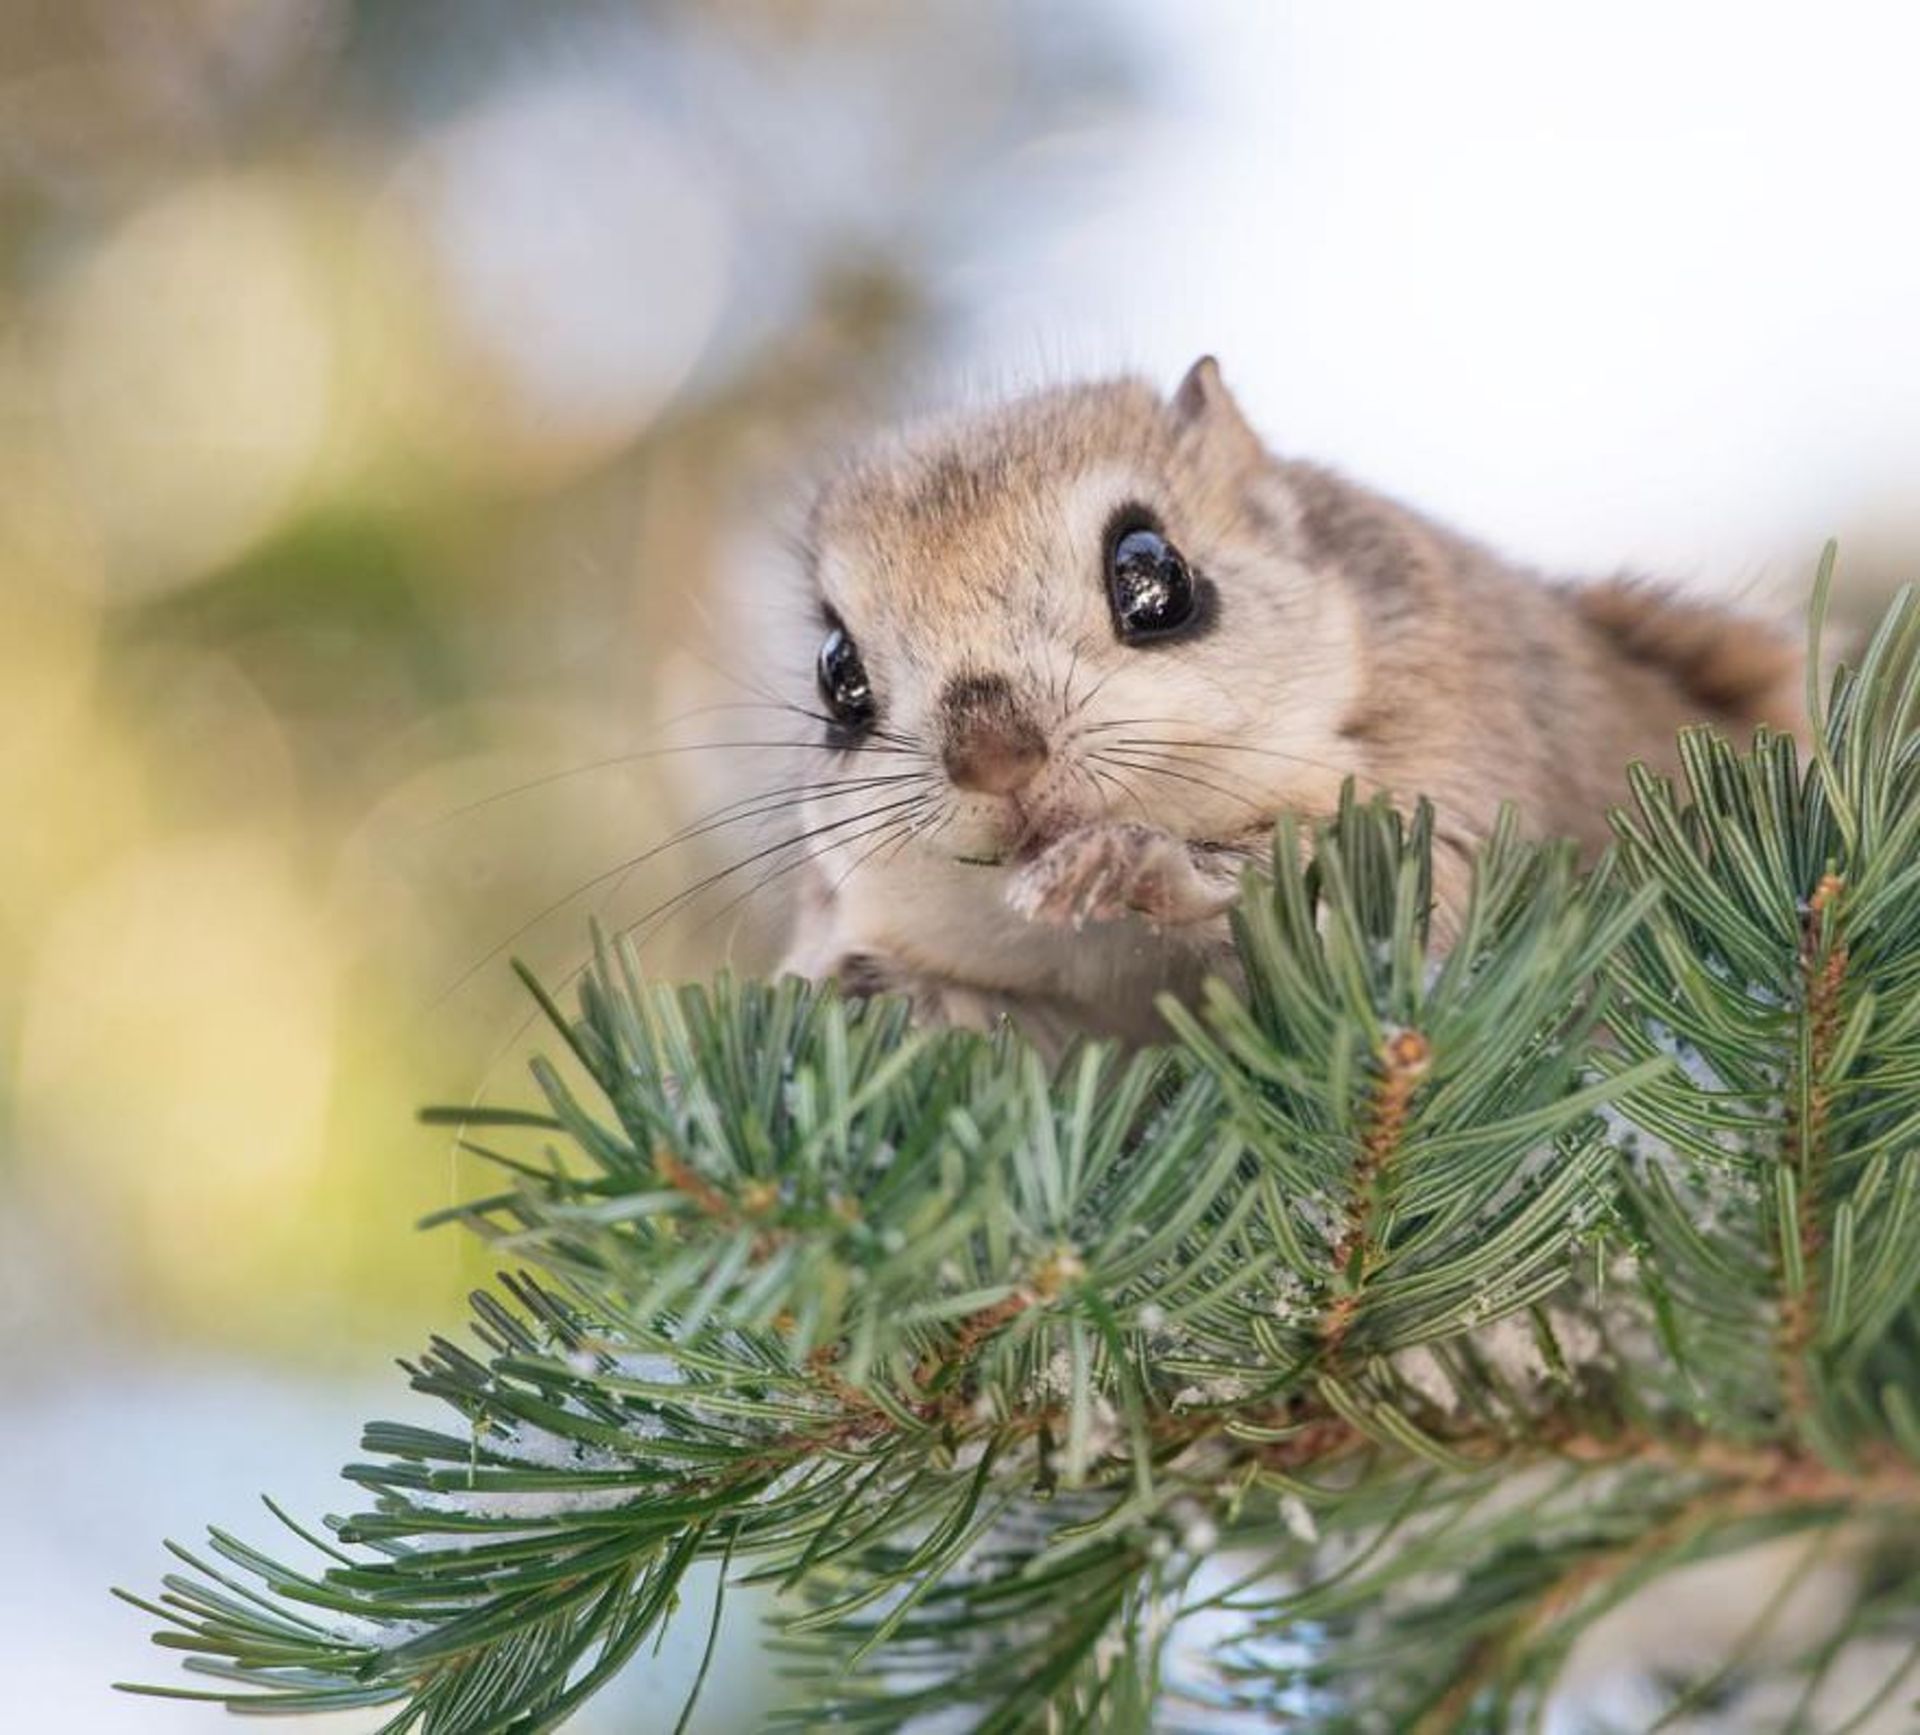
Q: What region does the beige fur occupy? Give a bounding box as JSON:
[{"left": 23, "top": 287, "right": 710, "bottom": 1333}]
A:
[{"left": 776, "top": 358, "right": 1805, "bottom": 1045}]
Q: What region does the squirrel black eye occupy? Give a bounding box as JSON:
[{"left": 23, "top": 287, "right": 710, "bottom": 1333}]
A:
[
  {"left": 816, "top": 624, "right": 876, "bottom": 732},
  {"left": 1107, "top": 523, "right": 1199, "bottom": 642}
]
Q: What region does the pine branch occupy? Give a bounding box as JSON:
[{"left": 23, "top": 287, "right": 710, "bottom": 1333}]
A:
[{"left": 119, "top": 575, "right": 1920, "bottom": 1731}]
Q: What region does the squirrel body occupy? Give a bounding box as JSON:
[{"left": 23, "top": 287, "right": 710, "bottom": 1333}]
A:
[{"left": 776, "top": 359, "right": 1804, "bottom": 1043}]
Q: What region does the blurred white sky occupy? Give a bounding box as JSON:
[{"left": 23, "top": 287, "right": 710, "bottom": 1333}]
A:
[{"left": 953, "top": 0, "right": 1920, "bottom": 597}]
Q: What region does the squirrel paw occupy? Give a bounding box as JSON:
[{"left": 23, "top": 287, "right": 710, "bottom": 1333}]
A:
[
  {"left": 1006, "top": 822, "right": 1238, "bottom": 930},
  {"left": 824, "top": 952, "right": 1019, "bottom": 1032}
]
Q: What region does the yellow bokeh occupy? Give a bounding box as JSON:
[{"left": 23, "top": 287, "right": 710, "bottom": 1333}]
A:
[
  {"left": 18, "top": 830, "right": 337, "bottom": 1293},
  {"left": 44, "top": 175, "right": 337, "bottom": 596},
  {"left": 0, "top": 0, "right": 1077, "bottom": 1403}
]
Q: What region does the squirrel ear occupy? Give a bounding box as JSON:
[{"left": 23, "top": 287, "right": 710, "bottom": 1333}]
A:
[
  {"left": 1171, "top": 355, "right": 1259, "bottom": 450},
  {"left": 1172, "top": 355, "right": 1225, "bottom": 420}
]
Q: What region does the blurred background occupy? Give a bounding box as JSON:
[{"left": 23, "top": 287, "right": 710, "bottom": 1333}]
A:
[{"left": 3, "top": 2, "right": 1917, "bottom": 1726}]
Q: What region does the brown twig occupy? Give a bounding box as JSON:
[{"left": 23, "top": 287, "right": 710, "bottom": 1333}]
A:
[
  {"left": 1321, "top": 1029, "right": 1432, "bottom": 1356},
  {"left": 920, "top": 1294, "right": 1031, "bottom": 1389},
  {"left": 1778, "top": 872, "right": 1847, "bottom": 1421},
  {"left": 653, "top": 1149, "right": 838, "bottom": 1259},
  {"left": 1406, "top": 1422, "right": 1920, "bottom": 1733},
  {"left": 1412, "top": 1499, "right": 1729, "bottom": 1735},
  {"left": 654, "top": 1149, "right": 735, "bottom": 1220}
]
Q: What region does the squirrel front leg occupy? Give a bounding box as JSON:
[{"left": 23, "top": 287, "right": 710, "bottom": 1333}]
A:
[{"left": 777, "top": 877, "right": 1038, "bottom": 1034}]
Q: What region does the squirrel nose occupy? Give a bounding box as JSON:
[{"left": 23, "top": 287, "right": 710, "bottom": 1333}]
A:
[
  {"left": 946, "top": 727, "right": 1047, "bottom": 795},
  {"left": 940, "top": 673, "right": 1047, "bottom": 796}
]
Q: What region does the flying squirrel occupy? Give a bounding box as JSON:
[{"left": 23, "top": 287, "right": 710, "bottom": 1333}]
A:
[{"left": 774, "top": 357, "right": 1806, "bottom": 1047}]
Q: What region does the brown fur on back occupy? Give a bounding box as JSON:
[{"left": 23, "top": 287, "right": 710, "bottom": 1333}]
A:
[
  {"left": 1264, "top": 457, "right": 1808, "bottom": 870},
  {"left": 1573, "top": 577, "right": 1805, "bottom": 730}
]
